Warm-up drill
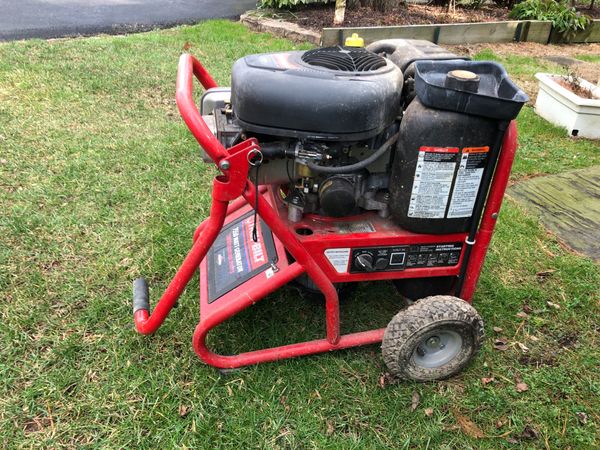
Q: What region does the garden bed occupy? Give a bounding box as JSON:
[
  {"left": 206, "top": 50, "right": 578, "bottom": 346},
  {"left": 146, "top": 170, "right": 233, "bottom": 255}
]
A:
[{"left": 273, "top": 3, "right": 600, "bottom": 31}]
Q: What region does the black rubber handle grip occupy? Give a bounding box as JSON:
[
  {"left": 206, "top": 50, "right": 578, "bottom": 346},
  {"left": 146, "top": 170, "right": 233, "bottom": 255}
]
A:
[{"left": 133, "top": 278, "right": 150, "bottom": 314}]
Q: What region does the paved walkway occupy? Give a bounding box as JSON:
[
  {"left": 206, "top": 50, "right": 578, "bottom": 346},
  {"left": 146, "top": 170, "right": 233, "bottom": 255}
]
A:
[{"left": 0, "top": 0, "right": 256, "bottom": 41}]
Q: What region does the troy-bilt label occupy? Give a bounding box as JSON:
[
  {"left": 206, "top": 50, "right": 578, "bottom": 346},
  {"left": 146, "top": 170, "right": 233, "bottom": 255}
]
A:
[
  {"left": 324, "top": 248, "right": 351, "bottom": 273},
  {"left": 207, "top": 212, "right": 277, "bottom": 303},
  {"left": 448, "top": 146, "right": 490, "bottom": 218},
  {"left": 408, "top": 147, "right": 459, "bottom": 219}
]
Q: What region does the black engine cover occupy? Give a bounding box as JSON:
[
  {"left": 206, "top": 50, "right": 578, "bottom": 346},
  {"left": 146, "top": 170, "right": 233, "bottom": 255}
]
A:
[{"left": 230, "top": 47, "right": 403, "bottom": 140}]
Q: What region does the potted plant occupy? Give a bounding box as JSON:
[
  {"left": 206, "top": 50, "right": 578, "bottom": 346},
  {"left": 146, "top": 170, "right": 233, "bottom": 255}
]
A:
[{"left": 534, "top": 72, "right": 600, "bottom": 139}]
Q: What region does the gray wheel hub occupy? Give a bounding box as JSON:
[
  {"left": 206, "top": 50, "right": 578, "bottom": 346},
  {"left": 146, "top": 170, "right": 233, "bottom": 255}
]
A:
[{"left": 412, "top": 330, "right": 462, "bottom": 369}]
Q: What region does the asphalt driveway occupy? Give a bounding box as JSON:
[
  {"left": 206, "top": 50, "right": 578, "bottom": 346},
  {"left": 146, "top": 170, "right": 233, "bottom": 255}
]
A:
[{"left": 0, "top": 0, "right": 257, "bottom": 41}]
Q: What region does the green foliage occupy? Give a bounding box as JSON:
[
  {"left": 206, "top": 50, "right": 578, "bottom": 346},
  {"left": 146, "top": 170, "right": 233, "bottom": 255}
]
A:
[
  {"left": 509, "top": 0, "right": 591, "bottom": 38},
  {"left": 260, "top": 0, "right": 331, "bottom": 9}
]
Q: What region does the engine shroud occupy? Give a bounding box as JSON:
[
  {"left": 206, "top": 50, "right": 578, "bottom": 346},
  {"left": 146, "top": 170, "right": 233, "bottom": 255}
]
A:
[{"left": 230, "top": 47, "right": 404, "bottom": 140}]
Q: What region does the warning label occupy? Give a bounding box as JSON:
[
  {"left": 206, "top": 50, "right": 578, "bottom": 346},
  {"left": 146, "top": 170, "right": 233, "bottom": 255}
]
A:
[
  {"left": 207, "top": 212, "right": 277, "bottom": 302},
  {"left": 408, "top": 147, "right": 459, "bottom": 219},
  {"left": 324, "top": 248, "right": 351, "bottom": 273},
  {"left": 448, "top": 146, "right": 489, "bottom": 218}
]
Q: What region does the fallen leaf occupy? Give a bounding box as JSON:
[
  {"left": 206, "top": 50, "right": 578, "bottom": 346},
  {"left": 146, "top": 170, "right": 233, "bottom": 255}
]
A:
[
  {"left": 546, "top": 301, "right": 561, "bottom": 310},
  {"left": 481, "top": 377, "right": 495, "bottom": 385},
  {"left": 522, "top": 305, "right": 533, "bottom": 313},
  {"left": 516, "top": 382, "right": 529, "bottom": 393},
  {"left": 516, "top": 342, "right": 530, "bottom": 353},
  {"left": 0, "top": 158, "right": 7, "bottom": 164},
  {"left": 496, "top": 417, "right": 508, "bottom": 429},
  {"left": 493, "top": 326, "right": 503, "bottom": 333},
  {"left": 506, "top": 436, "right": 519, "bottom": 444},
  {"left": 182, "top": 41, "right": 192, "bottom": 51},
  {"left": 410, "top": 391, "right": 420, "bottom": 412},
  {"left": 528, "top": 335, "right": 540, "bottom": 342},
  {"left": 576, "top": 412, "right": 588, "bottom": 425},
  {"left": 494, "top": 339, "right": 509, "bottom": 351},
  {"left": 326, "top": 421, "right": 334, "bottom": 435},
  {"left": 520, "top": 425, "right": 539, "bottom": 440},
  {"left": 453, "top": 409, "right": 485, "bottom": 439},
  {"left": 178, "top": 405, "right": 190, "bottom": 417},
  {"left": 516, "top": 311, "right": 530, "bottom": 319},
  {"left": 424, "top": 407, "right": 434, "bottom": 417},
  {"left": 378, "top": 372, "right": 394, "bottom": 389},
  {"left": 536, "top": 270, "right": 555, "bottom": 281}
]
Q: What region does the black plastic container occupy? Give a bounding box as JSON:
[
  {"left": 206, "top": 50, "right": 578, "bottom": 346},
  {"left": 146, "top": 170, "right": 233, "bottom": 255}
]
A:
[
  {"left": 414, "top": 60, "right": 529, "bottom": 121},
  {"left": 389, "top": 60, "right": 527, "bottom": 234}
]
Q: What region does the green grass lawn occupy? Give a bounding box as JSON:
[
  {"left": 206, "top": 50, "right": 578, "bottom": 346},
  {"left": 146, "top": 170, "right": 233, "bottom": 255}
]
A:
[{"left": 1, "top": 21, "right": 599, "bottom": 448}]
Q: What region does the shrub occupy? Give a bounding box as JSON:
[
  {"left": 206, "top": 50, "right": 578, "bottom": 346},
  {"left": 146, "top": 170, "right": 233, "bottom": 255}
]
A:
[{"left": 509, "top": 0, "right": 591, "bottom": 39}]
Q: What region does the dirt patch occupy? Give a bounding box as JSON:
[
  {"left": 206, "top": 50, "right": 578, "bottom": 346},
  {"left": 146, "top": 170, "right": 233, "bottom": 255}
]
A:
[
  {"left": 519, "top": 353, "right": 557, "bottom": 367},
  {"left": 269, "top": 4, "right": 510, "bottom": 31},
  {"left": 276, "top": 4, "right": 600, "bottom": 30}
]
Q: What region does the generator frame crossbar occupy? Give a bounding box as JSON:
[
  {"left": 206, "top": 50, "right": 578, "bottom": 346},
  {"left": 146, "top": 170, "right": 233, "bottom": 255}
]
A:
[{"left": 132, "top": 54, "right": 518, "bottom": 369}]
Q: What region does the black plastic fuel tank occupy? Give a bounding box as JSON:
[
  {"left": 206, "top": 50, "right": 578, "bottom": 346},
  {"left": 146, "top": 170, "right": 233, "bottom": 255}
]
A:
[{"left": 389, "top": 60, "right": 528, "bottom": 234}]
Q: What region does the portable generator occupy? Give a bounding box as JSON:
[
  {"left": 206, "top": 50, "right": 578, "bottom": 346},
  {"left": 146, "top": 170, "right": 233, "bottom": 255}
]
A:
[{"left": 132, "top": 38, "right": 528, "bottom": 381}]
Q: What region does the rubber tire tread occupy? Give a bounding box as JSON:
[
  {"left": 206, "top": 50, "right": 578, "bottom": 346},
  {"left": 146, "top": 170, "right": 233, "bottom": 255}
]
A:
[{"left": 382, "top": 295, "right": 484, "bottom": 381}]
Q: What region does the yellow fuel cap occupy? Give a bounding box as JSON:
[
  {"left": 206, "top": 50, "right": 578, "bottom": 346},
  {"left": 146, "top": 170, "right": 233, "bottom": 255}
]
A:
[{"left": 344, "top": 33, "right": 364, "bottom": 48}]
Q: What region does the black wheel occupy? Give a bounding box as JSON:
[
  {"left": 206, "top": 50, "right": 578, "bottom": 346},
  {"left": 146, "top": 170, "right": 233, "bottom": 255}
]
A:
[{"left": 382, "top": 295, "right": 484, "bottom": 382}]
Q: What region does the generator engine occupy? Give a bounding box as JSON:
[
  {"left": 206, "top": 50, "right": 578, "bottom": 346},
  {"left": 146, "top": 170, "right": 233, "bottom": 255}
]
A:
[{"left": 200, "top": 40, "right": 526, "bottom": 233}]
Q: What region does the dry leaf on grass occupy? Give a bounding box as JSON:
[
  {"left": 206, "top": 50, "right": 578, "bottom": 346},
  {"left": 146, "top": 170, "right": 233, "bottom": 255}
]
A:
[
  {"left": 410, "top": 391, "right": 420, "bottom": 412},
  {"left": 425, "top": 408, "right": 434, "bottom": 417},
  {"left": 178, "top": 405, "right": 191, "bottom": 418},
  {"left": 516, "top": 311, "right": 530, "bottom": 319},
  {"left": 516, "top": 382, "right": 529, "bottom": 393},
  {"left": 576, "top": 412, "right": 588, "bottom": 425},
  {"left": 546, "top": 301, "right": 561, "bottom": 309},
  {"left": 494, "top": 339, "right": 509, "bottom": 351},
  {"left": 481, "top": 377, "right": 495, "bottom": 385},
  {"left": 453, "top": 409, "right": 485, "bottom": 439},
  {"left": 536, "top": 269, "right": 555, "bottom": 281},
  {"left": 493, "top": 326, "right": 503, "bottom": 333},
  {"left": 516, "top": 342, "right": 530, "bottom": 353},
  {"left": 326, "top": 421, "right": 335, "bottom": 435},
  {"left": 378, "top": 372, "right": 395, "bottom": 389},
  {"left": 520, "top": 425, "right": 539, "bottom": 440},
  {"left": 496, "top": 417, "right": 508, "bottom": 429}
]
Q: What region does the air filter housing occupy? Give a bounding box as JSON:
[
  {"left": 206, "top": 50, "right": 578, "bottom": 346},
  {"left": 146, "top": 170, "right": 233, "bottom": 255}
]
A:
[{"left": 230, "top": 47, "right": 403, "bottom": 140}]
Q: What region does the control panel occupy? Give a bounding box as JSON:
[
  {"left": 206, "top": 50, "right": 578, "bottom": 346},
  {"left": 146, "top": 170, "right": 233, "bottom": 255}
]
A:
[{"left": 350, "top": 243, "right": 462, "bottom": 273}]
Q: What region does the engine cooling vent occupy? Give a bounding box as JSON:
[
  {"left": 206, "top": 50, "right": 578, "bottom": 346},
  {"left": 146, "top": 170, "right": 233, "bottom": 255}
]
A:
[{"left": 301, "top": 46, "right": 387, "bottom": 72}]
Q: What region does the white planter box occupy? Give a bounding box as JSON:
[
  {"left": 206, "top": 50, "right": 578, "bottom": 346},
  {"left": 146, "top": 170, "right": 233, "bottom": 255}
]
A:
[{"left": 535, "top": 73, "right": 600, "bottom": 139}]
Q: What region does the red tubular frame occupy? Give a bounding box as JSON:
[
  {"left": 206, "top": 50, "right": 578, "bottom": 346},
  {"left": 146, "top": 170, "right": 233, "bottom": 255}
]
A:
[{"left": 133, "top": 53, "right": 519, "bottom": 369}]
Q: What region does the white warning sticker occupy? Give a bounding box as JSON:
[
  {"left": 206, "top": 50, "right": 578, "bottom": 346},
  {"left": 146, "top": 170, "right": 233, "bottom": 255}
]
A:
[
  {"left": 324, "top": 248, "right": 351, "bottom": 273},
  {"left": 448, "top": 147, "right": 489, "bottom": 218},
  {"left": 408, "top": 147, "right": 459, "bottom": 219}
]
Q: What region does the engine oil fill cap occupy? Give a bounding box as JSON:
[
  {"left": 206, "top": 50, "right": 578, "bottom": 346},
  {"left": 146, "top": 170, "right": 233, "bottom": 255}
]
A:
[{"left": 445, "top": 69, "right": 480, "bottom": 93}]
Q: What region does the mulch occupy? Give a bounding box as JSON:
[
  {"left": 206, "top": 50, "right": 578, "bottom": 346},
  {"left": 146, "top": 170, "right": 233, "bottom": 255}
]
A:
[{"left": 278, "top": 3, "right": 600, "bottom": 30}]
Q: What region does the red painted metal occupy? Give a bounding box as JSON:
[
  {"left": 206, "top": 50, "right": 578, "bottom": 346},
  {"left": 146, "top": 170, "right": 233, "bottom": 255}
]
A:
[
  {"left": 459, "top": 121, "right": 518, "bottom": 301},
  {"left": 134, "top": 54, "right": 520, "bottom": 369},
  {"left": 134, "top": 184, "right": 228, "bottom": 335}
]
